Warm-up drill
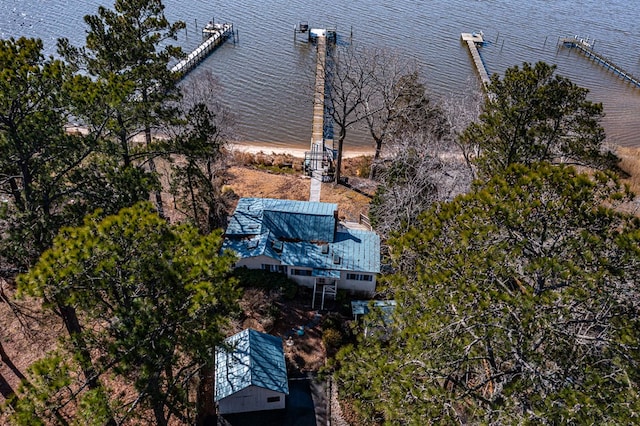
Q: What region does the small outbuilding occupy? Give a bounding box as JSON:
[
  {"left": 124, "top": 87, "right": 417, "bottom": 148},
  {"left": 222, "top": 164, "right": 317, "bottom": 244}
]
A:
[{"left": 215, "top": 329, "right": 289, "bottom": 415}]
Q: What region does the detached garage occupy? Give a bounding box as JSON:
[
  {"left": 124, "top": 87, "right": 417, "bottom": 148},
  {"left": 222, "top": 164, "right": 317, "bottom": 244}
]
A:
[{"left": 215, "top": 329, "right": 289, "bottom": 415}]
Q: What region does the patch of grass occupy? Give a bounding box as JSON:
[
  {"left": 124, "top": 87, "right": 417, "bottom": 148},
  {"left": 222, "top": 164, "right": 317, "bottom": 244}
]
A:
[
  {"left": 255, "top": 164, "right": 300, "bottom": 175},
  {"left": 343, "top": 155, "right": 373, "bottom": 178},
  {"left": 230, "top": 150, "right": 303, "bottom": 174}
]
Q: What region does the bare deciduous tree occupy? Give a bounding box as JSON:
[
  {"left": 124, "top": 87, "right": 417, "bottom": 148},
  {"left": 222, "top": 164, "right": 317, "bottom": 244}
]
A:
[
  {"left": 325, "top": 44, "right": 375, "bottom": 184},
  {"left": 370, "top": 126, "right": 472, "bottom": 240},
  {"left": 162, "top": 71, "right": 237, "bottom": 232},
  {"left": 326, "top": 45, "right": 464, "bottom": 184},
  {"left": 368, "top": 87, "right": 479, "bottom": 239},
  {"left": 440, "top": 85, "right": 484, "bottom": 177},
  {"left": 356, "top": 49, "right": 417, "bottom": 178}
]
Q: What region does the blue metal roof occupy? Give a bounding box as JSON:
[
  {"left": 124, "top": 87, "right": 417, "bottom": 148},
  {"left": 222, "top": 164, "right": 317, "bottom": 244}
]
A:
[
  {"left": 215, "top": 329, "right": 289, "bottom": 401},
  {"left": 223, "top": 198, "right": 380, "bottom": 275},
  {"left": 223, "top": 228, "right": 380, "bottom": 274},
  {"left": 225, "top": 198, "right": 337, "bottom": 242},
  {"left": 224, "top": 198, "right": 266, "bottom": 236}
]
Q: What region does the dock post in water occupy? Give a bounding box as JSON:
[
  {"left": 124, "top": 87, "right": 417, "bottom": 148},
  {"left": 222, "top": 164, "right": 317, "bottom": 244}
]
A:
[
  {"left": 559, "top": 36, "right": 640, "bottom": 89},
  {"left": 461, "top": 32, "right": 491, "bottom": 88}
]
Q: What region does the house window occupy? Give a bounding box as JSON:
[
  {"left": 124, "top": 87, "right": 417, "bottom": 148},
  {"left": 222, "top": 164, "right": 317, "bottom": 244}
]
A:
[
  {"left": 291, "top": 269, "right": 312, "bottom": 276},
  {"left": 262, "top": 264, "right": 287, "bottom": 274},
  {"left": 347, "top": 273, "right": 373, "bottom": 282},
  {"left": 267, "top": 396, "right": 281, "bottom": 403}
]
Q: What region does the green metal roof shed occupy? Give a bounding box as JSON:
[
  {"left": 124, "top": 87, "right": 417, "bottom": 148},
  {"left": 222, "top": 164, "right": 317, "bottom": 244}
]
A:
[{"left": 215, "top": 329, "right": 289, "bottom": 414}]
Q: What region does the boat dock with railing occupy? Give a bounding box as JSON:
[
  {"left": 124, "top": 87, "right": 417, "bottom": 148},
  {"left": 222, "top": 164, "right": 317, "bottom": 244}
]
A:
[
  {"left": 307, "top": 32, "right": 330, "bottom": 201},
  {"left": 304, "top": 27, "right": 339, "bottom": 201},
  {"left": 559, "top": 36, "right": 640, "bottom": 89},
  {"left": 170, "top": 22, "right": 234, "bottom": 77}
]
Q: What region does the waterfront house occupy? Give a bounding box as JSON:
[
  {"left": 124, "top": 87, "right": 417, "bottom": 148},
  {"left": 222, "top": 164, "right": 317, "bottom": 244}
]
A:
[{"left": 222, "top": 198, "right": 381, "bottom": 300}]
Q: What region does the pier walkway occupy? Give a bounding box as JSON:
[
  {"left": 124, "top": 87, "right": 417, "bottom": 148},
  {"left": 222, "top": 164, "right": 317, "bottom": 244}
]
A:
[
  {"left": 307, "top": 31, "right": 330, "bottom": 202},
  {"left": 461, "top": 32, "right": 490, "bottom": 87},
  {"left": 171, "top": 23, "right": 233, "bottom": 78},
  {"left": 559, "top": 36, "right": 640, "bottom": 89}
]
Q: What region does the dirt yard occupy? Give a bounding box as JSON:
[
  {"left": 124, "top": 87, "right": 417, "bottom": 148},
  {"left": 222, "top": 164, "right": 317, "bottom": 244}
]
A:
[{"left": 223, "top": 151, "right": 376, "bottom": 222}]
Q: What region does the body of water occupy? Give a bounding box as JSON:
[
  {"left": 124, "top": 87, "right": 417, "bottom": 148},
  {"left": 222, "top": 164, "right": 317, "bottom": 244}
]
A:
[{"left": 2, "top": 0, "right": 639, "bottom": 150}]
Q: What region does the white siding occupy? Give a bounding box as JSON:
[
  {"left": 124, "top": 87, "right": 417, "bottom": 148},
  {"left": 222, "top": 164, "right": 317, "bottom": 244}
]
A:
[
  {"left": 288, "top": 268, "right": 315, "bottom": 288},
  {"left": 235, "top": 256, "right": 377, "bottom": 295},
  {"left": 218, "top": 385, "right": 286, "bottom": 414},
  {"left": 338, "top": 271, "right": 376, "bottom": 295}
]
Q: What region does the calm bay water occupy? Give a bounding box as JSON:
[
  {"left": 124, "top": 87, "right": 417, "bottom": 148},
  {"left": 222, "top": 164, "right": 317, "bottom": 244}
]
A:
[{"left": 1, "top": 0, "right": 639, "bottom": 150}]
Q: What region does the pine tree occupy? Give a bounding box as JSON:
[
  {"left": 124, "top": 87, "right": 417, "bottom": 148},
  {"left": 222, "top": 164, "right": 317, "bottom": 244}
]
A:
[
  {"left": 17, "top": 202, "right": 240, "bottom": 424},
  {"left": 460, "top": 61, "right": 619, "bottom": 177},
  {"left": 336, "top": 163, "right": 640, "bottom": 423}
]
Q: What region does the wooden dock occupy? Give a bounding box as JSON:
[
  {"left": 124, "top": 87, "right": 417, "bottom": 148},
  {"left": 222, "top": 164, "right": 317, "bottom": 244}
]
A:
[
  {"left": 312, "top": 34, "right": 326, "bottom": 154},
  {"left": 305, "top": 30, "right": 337, "bottom": 201},
  {"left": 559, "top": 36, "right": 640, "bottom": 89},
  {"left": 308, "top": 33, "right": 327, "bottom": 202},
  {"left": 170, "top": 22, "right": 233, "bottom": 77},
  {"left": 461, "top": 32, "right": 490, "bottom": 87}
]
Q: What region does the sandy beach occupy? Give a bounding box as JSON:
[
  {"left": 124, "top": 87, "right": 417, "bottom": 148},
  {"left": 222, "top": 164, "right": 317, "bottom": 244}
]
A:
[
  {"left": 65, "top": 126, "right": 374, "bottom": 159},
  {"left": 230, "top": 141, "right": 374, "bottom": 159}
]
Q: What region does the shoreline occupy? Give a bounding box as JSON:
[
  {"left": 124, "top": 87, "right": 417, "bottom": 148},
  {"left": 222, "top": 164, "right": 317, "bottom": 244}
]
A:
[
  {"left": 64, "top": 126, "right": 375, "bottom": 159},
  {"left": 229, "top": 141, "right": 374, "bottom": 159}
]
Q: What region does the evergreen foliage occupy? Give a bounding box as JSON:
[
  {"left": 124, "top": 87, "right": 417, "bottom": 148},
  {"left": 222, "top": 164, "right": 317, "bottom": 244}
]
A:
[
  {"left": 232, "top": 267, "right": 298, "bottom": 300},
  {"left": 336, "top": 163, "right": 640, "bottom": 424},
  {"left": 15, "top": 202, "right": 240, "bottom": 424},
  {"left": 0, "top": 37, "right": 93, "bottom": 272},
  {"left": 460, "top": 61, "right": 619, "bottom": 177},
  {"left": 57, "top": 0, "right": 187, "bottom": 218}
]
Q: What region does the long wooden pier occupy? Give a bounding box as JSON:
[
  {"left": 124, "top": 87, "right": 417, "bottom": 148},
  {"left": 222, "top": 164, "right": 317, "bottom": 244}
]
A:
[
  {"left": 559, "top": 36, "right": 640, "bottom": 89},
  {"left": 308, "top": 32, "right": 327, "bottom": 202},
  {"left": 312, "top": 34, "right": 326, "bottom": 154},
  {"left": 304, "top": 29, "right": 338, "bottom": 201},
  {"left": 461, "top": 32, "right": 490, "bottom": 87},
  {"left": 170, "top": 23, "right": 233, "bottom": 77}
]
